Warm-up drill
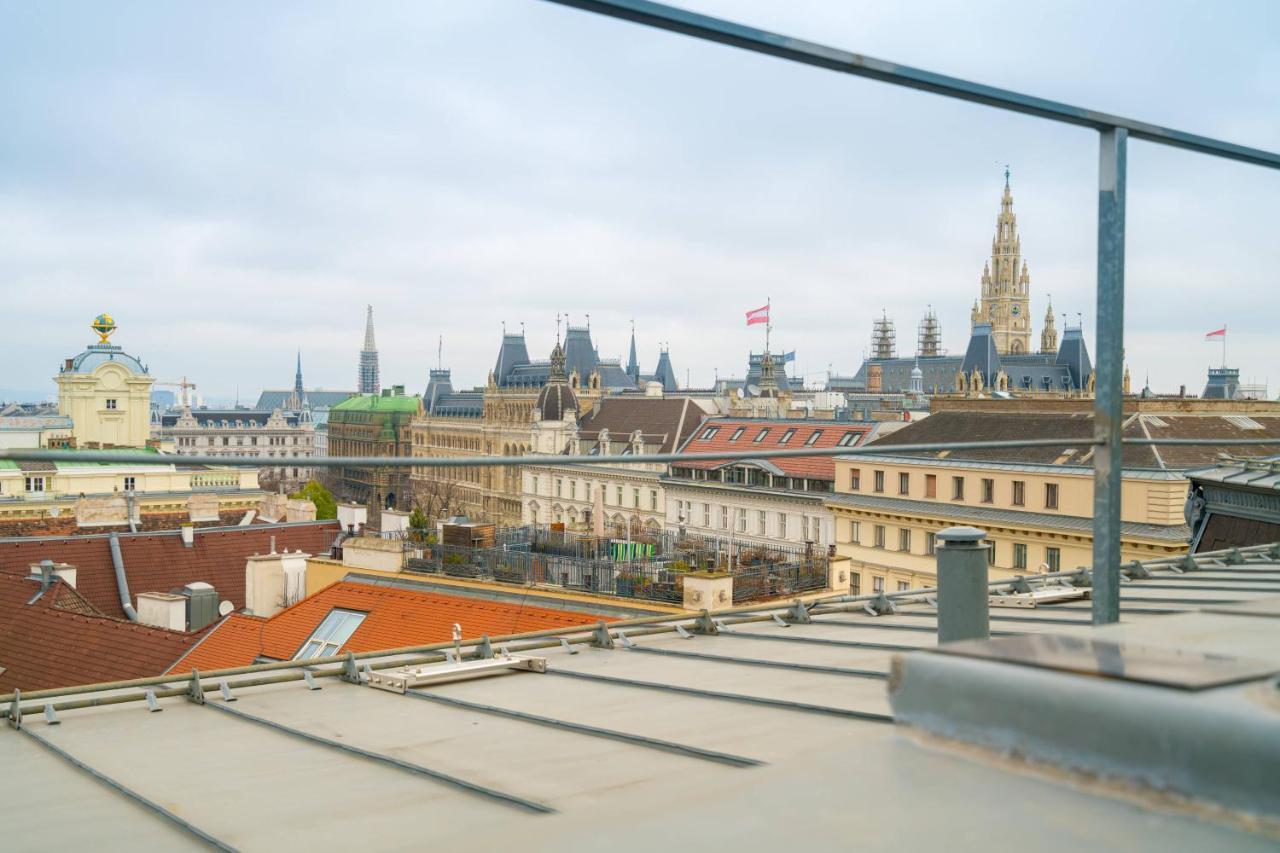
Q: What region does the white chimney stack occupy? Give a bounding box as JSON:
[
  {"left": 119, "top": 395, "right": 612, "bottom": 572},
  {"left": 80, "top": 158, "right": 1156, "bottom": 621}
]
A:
[{"left": 180, "top": 524, "right": 195, "bottom": 548}]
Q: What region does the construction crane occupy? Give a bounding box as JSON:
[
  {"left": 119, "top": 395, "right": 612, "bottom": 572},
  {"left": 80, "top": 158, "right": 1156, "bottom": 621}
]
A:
[{"left": 154, "top": 377, "right": 198, "bottom": 408}]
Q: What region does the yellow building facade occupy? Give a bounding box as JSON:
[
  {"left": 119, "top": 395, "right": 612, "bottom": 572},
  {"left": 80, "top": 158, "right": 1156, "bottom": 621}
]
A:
[
  {"left": 826, "top": 455, "right": 1190, "bottom": 595},
  {"left": 55, "top": 315, "right": 155, "bottom": 449}
]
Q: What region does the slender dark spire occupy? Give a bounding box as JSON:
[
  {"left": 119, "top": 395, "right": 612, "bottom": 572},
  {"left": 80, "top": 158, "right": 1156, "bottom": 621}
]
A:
[
  {"left": 626, "top": 319, "right": 639, "bottom": 382},
  {"left": 294, "top": 349, "right": 304, "bottom": 395},
  {"left": 358, "top": 305, "right": 380, "bottom": 394}
]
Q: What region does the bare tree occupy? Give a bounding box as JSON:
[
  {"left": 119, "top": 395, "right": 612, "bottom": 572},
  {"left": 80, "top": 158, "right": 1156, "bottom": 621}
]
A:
[{"left": 410, "top": 475, "right": 460, "bottom": 521}]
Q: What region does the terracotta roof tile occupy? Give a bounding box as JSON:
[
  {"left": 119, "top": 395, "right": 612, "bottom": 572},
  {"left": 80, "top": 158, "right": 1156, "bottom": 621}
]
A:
[
  {"left": 0, "top": 574, "right": 205, "bottom": 693},
  {"left": 674, "top": 419, "right": 872, "bottom": 480},
  {"left": 170, "top": 581, "right": 610, "bottom": 673},
  {"left": 0, "top": 521, "right": 340, "bottom": 620}
]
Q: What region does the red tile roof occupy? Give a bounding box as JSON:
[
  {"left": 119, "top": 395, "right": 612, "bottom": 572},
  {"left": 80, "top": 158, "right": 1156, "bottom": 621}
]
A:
[
  {"left": 0, "top": 522, "right": 340, "bottom": 620},
  {"left": 0, "top": 574, "right": 206, "bottom": 693},
  {"left": 170, "top": 581, "right": 612, "bottom": 673},
  {"left": 674, "top": 419, "right": 873, "bottom": 480}
]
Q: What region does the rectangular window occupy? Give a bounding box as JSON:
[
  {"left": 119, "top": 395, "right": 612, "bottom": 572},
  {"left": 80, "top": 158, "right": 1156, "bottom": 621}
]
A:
[
  {"left": 1045, "top": 483, "right": 1059, "bottom": 510},
  {"left": 700, "top": 426, "right": 719, "bottom": 440},
  {"left": 633, "top": 488, "right": 640, "bottom": 508},
  {"left": 897, "top": 581, "right": 910, "bottom": 592},
  {"left": 532, "top": 475, "right": 539, "bottom": 494},
  {"left": 570, "top": 480, "right": 577, "bottom": 500},
  {"left": 105, "top": 398, "right": 117, "bottom": 410},
  {"left": 294, "top": 609, "right": 367, "bottom": 659},
  {"left": 873, "top": 524, "right": 886, "bottom": 549},
  {"left": 649, "top": 490, "right": 658, "bottom": 511},
  {"left": 925, "top": 474, "right": 936, "bottom": 498},
  {"left": 25, "top": 476, "right": 45, "bottom": 492},
  {"left": 1045, "top": 546, "right": 1061, "bottom": 571},
  {"left": 616, "top": 485, "right": 624, "bottom": 506},
  {"left": 951, "top": 476, "right": 965, "bottom": 500},
  {"left": 123, "top": 476, "right": 136, "bottom": 491},
  {"left": 837, "top": 431, "right": 858, "bottom": 447},
  {"left": 777, "top": 513, "right": 787, "bottom": 539},
  {"left": 898, "top": 472, "right": 910, "bottom": 495},
  {"left": 753, "top": 428, "right": 770, "bottom": 443},
  {"left": 758, "top": 510, "right": 767, "bottom": 535},
  {"left": 898, "top": 528, "right": 911, "bottom": 552},
  {"left": 1013, "top": 543, "right": 1028, "bottom": 570},
  {"left": 737, "top": 509, "right": 747, "bottom": 533},
  {"left": 720, "top": 506, "right": 729, "bottom": 529},
  {"left": 778, "top": 429, "right": 796, "bottom": 445},
  {"left": 1012, "top": 480, "right": 1025, "bottom": 506},
  {"left": 555, "top": 478, "right": 562, "bottom": 498},
  {"left": 804, "top": 430, "right": 823, "bottom": 446},
  {"left": 987, "top": 540, "right": 997, "bottom": 566},
  {"left": 925, "top": 532, "right": 936, "bottom": 556},
  {"left": 702, "top": 504, "right": 711, "bottom": 527},
  {"left": 849, "top": 468, "right": 861, "bottom": 491},
  {"left": 981, "top": 478, "right": 994, "bottom": 504},
  {"left": 873, "top": 576, "right": 884, "bottom": 594},
  {"left": 873, "top": 470, "right": 885, "bottom": 493},
  {"left": 729, "top": 427, "right": 745, "bottom": 442},
  {"left": 849, "top": 520, "right": 861, "bottom": 544},
  {"left": 850, "top": 572, "right": 861, "bottom": 595}
]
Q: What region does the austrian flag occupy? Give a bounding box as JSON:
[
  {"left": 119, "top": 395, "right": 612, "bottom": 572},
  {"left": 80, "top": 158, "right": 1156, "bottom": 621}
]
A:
[
  {"left": 745, "top": 304, "right": 770, "bottom": 326},
  {"left": 1205, "top": 327, "right": 1226, "bottom": 340}
]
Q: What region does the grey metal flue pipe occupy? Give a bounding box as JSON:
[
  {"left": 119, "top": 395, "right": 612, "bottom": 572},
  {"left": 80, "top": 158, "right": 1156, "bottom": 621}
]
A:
[{"left": 109, "top": 532, "right": 138, "bottom": 621}]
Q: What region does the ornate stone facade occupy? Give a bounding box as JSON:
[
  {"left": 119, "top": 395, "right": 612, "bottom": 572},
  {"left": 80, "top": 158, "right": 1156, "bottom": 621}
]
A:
[{"left": 971, "top": 173, "right": 1033, "bottom": 355}]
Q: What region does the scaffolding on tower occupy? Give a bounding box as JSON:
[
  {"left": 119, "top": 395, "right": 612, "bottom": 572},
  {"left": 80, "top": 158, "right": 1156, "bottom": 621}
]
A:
[{"left": 871, "top": 313, "right": 897, "bottom": 360}]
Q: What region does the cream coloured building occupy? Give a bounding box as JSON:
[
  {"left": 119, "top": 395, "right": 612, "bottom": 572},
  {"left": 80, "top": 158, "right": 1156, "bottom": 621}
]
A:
[
  {"left": 826, "top": 403, "right": 1280, "bottom": 594},
  {"left": 56, "top": 317, "right": 155, "bottom": 448}
]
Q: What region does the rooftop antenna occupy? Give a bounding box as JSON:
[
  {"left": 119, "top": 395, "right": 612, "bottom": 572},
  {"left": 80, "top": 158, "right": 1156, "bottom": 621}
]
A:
[
  {"left": 1004, "top": 164, "right": 1011, "bottom": 187},
  {"left": 555, "top": 313, "right": 562, "bottom": 346},
  {"left": 437, "top": 335, "right": 443, "bottom": 370},
  {"left": 520, "top": 321, "right": 525, "bottom": 337},
  {"left": 585, "top": 312, "right": 591, "bottom": 332}
]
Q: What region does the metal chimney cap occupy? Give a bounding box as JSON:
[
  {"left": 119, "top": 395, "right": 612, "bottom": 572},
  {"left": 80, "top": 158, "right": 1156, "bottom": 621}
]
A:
[{"left": 936, "top": 526, "right": 987, "bottom": 544}]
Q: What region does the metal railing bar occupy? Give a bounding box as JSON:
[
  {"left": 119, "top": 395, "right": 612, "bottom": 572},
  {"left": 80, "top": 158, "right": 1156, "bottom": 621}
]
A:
[
  {"left": 1127, "top": 583, "right": 1280, "bottom": 593},
  {"left": 15, "top": 725, "right": 238, "bottom": 851},
  {"left": 895, "top": 611, "right": 1096, "bottom": 627},
  {"left": 545, "top": 669, "right": 894, "bottom": 722},
  {"left": 1113, "top": 596, "right": 1258, "bottom": 606},
  {"left": 402, "top": 688, "right": 763, "bottom": 767},
  {"left": 805, "top": 618, "right": 1021, "bottom": 637},
  {"left": 625, "top": 645, "right": 889, "bottom": 679},
  {"left": 542, "top": 1, "right": 1280, "bottom": 170},
  {"left": 713, "top": 628, "right": 922, "bottom": 652},
  {"left": 201, "top": 700, "right": 555, "bottom": 814},
  {"left": 5, "top": 437, "right": 1279, "bottom": 470}
]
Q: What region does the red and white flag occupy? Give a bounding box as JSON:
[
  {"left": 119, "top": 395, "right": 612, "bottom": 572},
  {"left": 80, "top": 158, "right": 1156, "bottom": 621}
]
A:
[
  {"left": 1205, "top": 327, "right": 1226, "bottom": 340},
  {"left": 745, "top": 304, "right": 770, "bottom": 326}
]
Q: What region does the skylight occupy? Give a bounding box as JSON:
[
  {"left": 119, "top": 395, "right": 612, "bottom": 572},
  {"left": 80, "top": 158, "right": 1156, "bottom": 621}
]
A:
[
  {"left": 1224, "top": 415, "right": 1263, "bottom": 430},
  {"left": 294, "top": 608, "right": 367, "bottom": 659},
  {"left": 836, "top": 431, "right": 858, "bottom": 447},
  {"left": 700, "top": 426, "right": 720, "bottom": 440},
  {"left": 729, "top": 427, "right": 745, "bottom": 442},
  {"left": 778, "top": 429, "right": 796, "bottom": 445},
  {"left": 804, "top": 430, "right": 823, "bottom": 446},
  {"left": 753, "top": 428, "right": 770, "bottom": 443}
]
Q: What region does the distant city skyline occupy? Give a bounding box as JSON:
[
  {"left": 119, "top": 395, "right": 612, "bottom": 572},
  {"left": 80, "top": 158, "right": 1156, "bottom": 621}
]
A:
[{"left": 3, "top": 1, "right": 1277, "bottom": 400}]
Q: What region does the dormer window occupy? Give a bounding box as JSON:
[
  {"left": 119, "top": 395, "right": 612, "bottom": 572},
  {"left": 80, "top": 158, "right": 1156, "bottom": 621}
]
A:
[{"left": 729, "top": 427, "right": 745, "bottom": 442}]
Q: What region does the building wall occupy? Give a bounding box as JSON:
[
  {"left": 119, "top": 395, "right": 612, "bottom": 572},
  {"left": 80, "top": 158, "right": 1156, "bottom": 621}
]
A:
[
  {"left": 56, "top": 361, "right": 154, "bottom": 448},
  {"left": 0, "top": 463, "right": 259, "bottom": 500},
  {"left": 521, "top": 465, "right": 666, "bottom": 533},
  {"left": 663, "top": 482, "right": 834, "bottom": 549},
  {"left": 157, "top": 410, "right": 315, "bottom": 487},
  {"left": 327, "top": 397, "right": 421, "bottom": 511},
  {"left": 826, "top": 456, "right": 1189, "bottom": 594}
]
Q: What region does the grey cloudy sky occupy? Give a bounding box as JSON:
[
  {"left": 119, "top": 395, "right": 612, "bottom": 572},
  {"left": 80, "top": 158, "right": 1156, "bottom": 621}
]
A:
[{"left": 2, "top": 0, "right": 1277, "bottom": 401}]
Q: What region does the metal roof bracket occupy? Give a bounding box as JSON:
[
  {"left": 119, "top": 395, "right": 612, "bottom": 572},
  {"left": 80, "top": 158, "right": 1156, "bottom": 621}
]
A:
[
  {"left": 771, "top": 613, "right": 789, "bottom": 627},
  {"left": 7, "top": 688, "right": 21, "bottom": 729},
  {"left": 1007, "top": 576, "right": 1034, "bottom": 594},
  {"left": 1225, "top": 548, "right": 1246, "bottom": 565},
  {"left": 186, "top": 671, "right": 205, "bottom": 705},
  {"left": 1070, "top": 568, "right": 1093, "bottom": 587},
  {"left": 864, "top": 594, "right": 897, "bottom": 616},
  {"left": 592, "top": 622, "right": 615, "bottom": 649},
  {"left": 1172, "top": 553, "right": 1199, "bottom": 574},
  {"left": 674, "top": 624, "right": 693, "bottom": 639},
  {"left": 218, "top": 681, "right": 236, "bottom": 702},
  {"left": 477, "top": 635, "right": 494, "bottom": 660},
  {"left": 694, "top": 610, "right": 719, "bottom": 635},
  {"left": 339, "top": 652, "right": 363, "bottom": 685},
  {"left": 302, "top": 670, "right": 322, "bottom": 691},
  {"left": 144, "top": 689, "right": 162, "bottom": 712},
  {"left": 559, "top": 637, "right": 579, "bottom": 655},
  {"left": 368, "top": 655, "right": 548, "bottom": 694},
  {"left": 789, "top": 600, "right": 813, "bottom": 624},
  {"left": 615, "top": 630, "right": 635, "bottom": 648},
  {"left": 43, "top": 704, "right": 59, "bottom": 726},
  {"left": 1121, "top": 561, "right": 1152, "bottom": 580}
]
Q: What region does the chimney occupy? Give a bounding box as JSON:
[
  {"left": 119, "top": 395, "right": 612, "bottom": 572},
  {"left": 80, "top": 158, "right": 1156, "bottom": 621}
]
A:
[
  {"left": 136, "top": 592, "right": 187, "bottom": 630},
  {"left": 245, "top": 550, "right": 310, "bottom": 617},
  {"left": 180, "top": 524, "right": 195, "bottom": 548},
  {"left": 29, "top": 560, "right": 77, "bottom": 590}
]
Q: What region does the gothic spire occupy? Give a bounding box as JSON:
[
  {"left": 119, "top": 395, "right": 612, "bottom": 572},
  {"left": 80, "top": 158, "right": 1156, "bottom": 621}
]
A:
[
  {"left": 626, "top": 319, "right": 639, "bottom": 382},
  {"left": 294, "top": 349, "right": 304, "bottom": 395},
  {"left": 358, "top": 305, "right": 380, "bottom": 394}
]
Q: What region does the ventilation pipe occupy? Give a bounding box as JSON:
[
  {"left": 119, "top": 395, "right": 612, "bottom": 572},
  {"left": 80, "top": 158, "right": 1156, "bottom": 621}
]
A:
[
  {"left": 126, "top": 491, "right": 139, "bottom": 533},
  {"left": 109, "top": 532, "right": 139, "bottom": 621}
]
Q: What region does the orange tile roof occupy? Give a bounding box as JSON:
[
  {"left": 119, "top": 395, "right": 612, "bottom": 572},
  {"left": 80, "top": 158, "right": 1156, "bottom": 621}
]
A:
[
  {"left": 674, "top": 419, "right": 873, "bottom": 480},
  {"left": 169, "top": 581, "right": 611, "bottom": 673}
]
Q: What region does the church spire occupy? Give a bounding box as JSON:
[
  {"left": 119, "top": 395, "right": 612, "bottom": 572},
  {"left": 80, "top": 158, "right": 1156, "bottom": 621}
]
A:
[
  {"left": 975, "top": 172, "right": 1032, "bottom": 355},
  {"left": 1041, "top": 295, "right": 1058, "bottom": 353},
  {"left": 294, "top": 349, "right": 304, "bottom": 395},
  {"left": 626, "top": 319, "right": 639, "bottom": 383},
  {"left": 358, "top": 305, "right": 380, "bottom": 394}
]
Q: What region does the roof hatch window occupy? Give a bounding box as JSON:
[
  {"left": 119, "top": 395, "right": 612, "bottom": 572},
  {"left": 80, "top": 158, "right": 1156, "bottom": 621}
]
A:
[{"left": 294, "top": 608, "right": 367, "bottom": 659}]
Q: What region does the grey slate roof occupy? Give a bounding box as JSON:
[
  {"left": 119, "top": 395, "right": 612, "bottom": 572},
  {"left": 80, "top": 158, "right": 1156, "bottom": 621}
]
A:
[
  {"left": 255, "top": 390, "right": 354, "bottom": 410},
  {"left": 62, "top": 344, "right": 148, "bottom": 376},
  {"left": 159, "top": 409, "right": 302, "bottom": 428}
]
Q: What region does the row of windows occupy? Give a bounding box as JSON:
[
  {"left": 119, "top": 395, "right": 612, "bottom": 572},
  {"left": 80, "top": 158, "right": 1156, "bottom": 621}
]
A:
[
  {"left": 850, "top": 520, "right": 1061, "bottom": 571},
  {"left": 850, "top": 469, "right": 1059, "bottom": 510},
  {"left": 675, "top": 499, "right": 824, "bottom": 543},
  {"left": 848, "top": 573, "right": 912, "bottom": 596},
  {"left": 538, "top": 476, "right": 660, "bottom": 511},
  {"left": 699, "top": 425, "right": 863, "bottom": 448},
  {"left": 176, "top": 435, "right": 309, "bottom": 447}
]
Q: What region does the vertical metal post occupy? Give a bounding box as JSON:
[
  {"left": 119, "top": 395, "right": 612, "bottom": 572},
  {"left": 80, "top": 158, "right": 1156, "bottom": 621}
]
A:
[
  {"left": 1092, "top": 127, "right": 1127, "bottom": 625},
  {"left": 935, "top": 526, "right": 990, "bottom": 643}
]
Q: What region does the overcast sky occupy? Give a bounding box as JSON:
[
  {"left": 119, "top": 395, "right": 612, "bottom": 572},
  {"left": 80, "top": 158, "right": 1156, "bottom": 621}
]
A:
[{"left": 3, "top": 1, "right": 1277, "bottom": 402}]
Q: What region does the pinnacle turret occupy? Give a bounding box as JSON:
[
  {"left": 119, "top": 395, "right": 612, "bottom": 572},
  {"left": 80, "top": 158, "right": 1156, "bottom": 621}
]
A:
[{"left": 358, "top": 305, "right": 380, "bottom": 394}]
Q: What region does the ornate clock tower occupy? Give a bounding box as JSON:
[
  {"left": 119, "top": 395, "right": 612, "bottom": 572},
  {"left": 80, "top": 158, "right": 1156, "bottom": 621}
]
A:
[{"left": 971, "top": 171, "right": 1032, "bottom": 354}]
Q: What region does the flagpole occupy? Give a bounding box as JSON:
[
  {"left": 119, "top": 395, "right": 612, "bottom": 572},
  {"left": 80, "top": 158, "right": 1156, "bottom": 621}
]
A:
[
  {"left": 766, "top": 296, "right": 771, "bottom": 354},
  {"left": 1223, "top": 324, "right": 1227, "bottom": 369}
]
